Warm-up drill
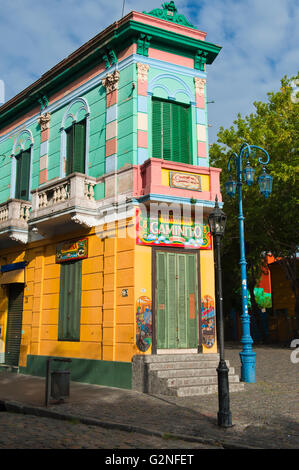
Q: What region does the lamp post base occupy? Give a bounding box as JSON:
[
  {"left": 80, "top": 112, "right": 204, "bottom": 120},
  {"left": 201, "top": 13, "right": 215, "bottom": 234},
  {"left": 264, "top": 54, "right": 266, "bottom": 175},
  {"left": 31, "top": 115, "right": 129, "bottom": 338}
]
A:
[
  {"left": 217, "top": 360, "right": 233, "bottom": 428},
  {"left": 240, "top": 351, "right": 256, "bottom": 383}
]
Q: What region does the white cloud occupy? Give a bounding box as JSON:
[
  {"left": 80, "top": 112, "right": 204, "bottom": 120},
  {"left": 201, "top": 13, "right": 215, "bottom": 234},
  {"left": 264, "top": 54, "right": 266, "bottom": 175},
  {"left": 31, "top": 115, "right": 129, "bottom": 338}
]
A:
[{"left": 0, "top": 0, "right": 298, "bottom": 143}]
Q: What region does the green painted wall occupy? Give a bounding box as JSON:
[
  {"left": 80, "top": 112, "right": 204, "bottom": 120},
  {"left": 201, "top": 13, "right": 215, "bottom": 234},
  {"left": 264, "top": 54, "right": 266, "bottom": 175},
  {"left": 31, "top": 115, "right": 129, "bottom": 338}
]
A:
[{"left": 20, "top": 354, "right": 132, "bottom": 390}]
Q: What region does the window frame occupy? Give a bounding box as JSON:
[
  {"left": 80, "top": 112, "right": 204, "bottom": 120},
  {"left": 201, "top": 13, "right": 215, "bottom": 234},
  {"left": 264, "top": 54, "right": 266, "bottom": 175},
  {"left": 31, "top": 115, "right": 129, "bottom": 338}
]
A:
[{"left": 152, "top": 97, "right": 192, "bottom": 165}]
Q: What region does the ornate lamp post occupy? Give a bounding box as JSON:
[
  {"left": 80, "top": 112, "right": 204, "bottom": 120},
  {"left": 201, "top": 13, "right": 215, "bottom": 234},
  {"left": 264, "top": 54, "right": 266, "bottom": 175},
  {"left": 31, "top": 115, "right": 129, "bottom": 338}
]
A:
[
  {"left": 208, "top": 197, "right": 232, "bottom": 428},
  {"left": 225, "top": 143, "right": 273, "bottom": 383}
]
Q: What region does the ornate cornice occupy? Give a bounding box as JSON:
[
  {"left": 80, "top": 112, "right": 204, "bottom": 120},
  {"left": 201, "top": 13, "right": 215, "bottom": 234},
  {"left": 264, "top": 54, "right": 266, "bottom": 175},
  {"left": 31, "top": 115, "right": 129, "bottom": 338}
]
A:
[
  {"left": 38, "top": 112, "right": 51, "bottom": 131},
  {"left": 194, "top": 77, "right": 206, "bottom": 95},
  {"left": 136, "top": 63, "right": 150, "bottom": 82},
  {"left": 101, "top": 70, "right": 120, "bottom": 94}
]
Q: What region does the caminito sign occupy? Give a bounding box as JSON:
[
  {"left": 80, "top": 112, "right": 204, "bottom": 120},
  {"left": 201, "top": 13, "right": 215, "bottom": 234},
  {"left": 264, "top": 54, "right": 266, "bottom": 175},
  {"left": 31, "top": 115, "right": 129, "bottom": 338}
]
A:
[{"left": 137, "top": 210, "right": 212, "bottom": 249}]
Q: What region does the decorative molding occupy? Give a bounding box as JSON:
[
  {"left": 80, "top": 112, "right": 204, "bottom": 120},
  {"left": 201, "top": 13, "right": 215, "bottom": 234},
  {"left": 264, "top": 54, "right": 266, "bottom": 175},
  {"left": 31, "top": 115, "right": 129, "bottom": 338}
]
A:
[
  {"left": 143, "top": 1, "right": 195, "bottom": 29},
  {"left": 194, "top": 77, "right": 206, "bottom": 95},
  {"left": 38, "top": 95, "right": 49, "bottom": 112},
  {"left": 101, "top": 70, "right": 120, "bottom": 94},
  {"left": 136, "top": 63, "right": 150, "bottom": 82},
  {"left": 136, "top": 34, "right": 152, "bottom": 57},
  {"left": 9, "top": 232, "right": 29, "bottom": 244},
  {"left": 38, "top": 112, "right": 51, "bottom": 131},
  {"left": 194, "top": 50, "right": 208, "bottom": 71}
]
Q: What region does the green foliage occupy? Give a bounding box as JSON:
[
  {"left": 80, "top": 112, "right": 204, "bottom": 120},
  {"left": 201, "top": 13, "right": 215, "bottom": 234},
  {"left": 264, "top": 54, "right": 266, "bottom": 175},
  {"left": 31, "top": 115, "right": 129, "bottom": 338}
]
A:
[{"left": 210, "top": 73, "right": 299, "bottom": 316}]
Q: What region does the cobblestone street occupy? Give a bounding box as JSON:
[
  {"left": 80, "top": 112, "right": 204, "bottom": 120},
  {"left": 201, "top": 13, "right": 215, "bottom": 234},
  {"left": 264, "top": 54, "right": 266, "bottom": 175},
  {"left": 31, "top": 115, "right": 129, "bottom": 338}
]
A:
[
  {"left": 0, "top": 344, "right": 298, "bottom": 450},
  {"left": 0, "top": 411, "right": 220, "bottom": 450}
]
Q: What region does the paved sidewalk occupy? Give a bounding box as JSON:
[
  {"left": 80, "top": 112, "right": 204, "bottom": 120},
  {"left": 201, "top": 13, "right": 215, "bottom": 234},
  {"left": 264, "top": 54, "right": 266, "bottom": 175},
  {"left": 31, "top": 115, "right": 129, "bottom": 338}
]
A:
[{"left": 0, "top": 344, "right": 298, "bottom": 449}]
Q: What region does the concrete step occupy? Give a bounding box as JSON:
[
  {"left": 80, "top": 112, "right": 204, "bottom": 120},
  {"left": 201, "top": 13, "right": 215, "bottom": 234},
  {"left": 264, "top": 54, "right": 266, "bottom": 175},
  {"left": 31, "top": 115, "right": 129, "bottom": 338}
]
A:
[
  {"left": 142, "top": 353, "right": 220, "bottom": 364},
  {"left": 148, "top": 360, "right": 229, "bottom": 371},
  {"left": 156, "top": 366, "right": 236, "bottom": 379},
  {"left": 175, "top": 382, "right": 245, "bottom": 397},
  {"left": 166, "top": 374, "right": 241, "bottom": 388}
]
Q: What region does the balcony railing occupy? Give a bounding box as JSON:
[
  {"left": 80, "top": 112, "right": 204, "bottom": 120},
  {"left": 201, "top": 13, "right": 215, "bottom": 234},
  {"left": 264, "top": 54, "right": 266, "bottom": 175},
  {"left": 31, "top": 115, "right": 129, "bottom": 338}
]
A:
[
  {"left": 29, "top": 173, "right": 99, "bottom": 235},
  {"left": 0, "top": 199, "right": 32, "bottom": 245}
]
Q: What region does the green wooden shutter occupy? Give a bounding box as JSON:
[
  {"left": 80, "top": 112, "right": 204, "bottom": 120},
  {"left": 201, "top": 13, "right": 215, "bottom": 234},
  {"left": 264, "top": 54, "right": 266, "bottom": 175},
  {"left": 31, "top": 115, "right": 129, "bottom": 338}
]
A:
[
  {"left": 73, "top": 119, "right": 86, "bottom": 173},
  {"left": 15, "top": 150, "right": 30, "bottom": 200},
  {"left": 179, "top": 105, "right": 190, "bottom": 164},
  {"left": 156, "top": 251, "right": 167, "bottom": 348},
  {"left": 152, "top": 98, "right": 191, "bottom": 164},
  {"left": 162, "top": 101, "right": 172, "bottom": 161},
  {"left": 58, "top": 260, "right": 82, "bottom": 341},
  {"left": 187, "top": 254, "right": 198, "bottom": 348},
  {"left": 66, "top": 126, "right": 74, "bottom": 175},
  {"left": 152, "top": 99, "right": 162, "bottom": 159},
  {"left": 167, "top": 252, "right": 177, "bottom": 348},
  {"left": 177, "top": 254, "right": 187, "bottom": 348}
]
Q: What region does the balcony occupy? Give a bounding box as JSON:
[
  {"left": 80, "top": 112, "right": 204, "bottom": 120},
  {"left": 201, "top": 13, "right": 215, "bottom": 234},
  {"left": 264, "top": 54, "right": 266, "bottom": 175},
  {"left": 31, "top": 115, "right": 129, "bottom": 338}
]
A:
[
  {"left": 0, "top": 199, "right": 32, "bottom": 247},
  {"left": 135, "top": 158, "right": 222, "bottom": 210},
  {"left": 29, "top": 173, "right": 99, "bottom": 237}
]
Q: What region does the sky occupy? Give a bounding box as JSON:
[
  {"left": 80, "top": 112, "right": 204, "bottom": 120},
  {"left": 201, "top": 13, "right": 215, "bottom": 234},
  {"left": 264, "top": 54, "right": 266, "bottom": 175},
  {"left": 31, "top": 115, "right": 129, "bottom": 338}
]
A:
[{"left": 0, "top": 0, "right": 298, "bottom": 143}]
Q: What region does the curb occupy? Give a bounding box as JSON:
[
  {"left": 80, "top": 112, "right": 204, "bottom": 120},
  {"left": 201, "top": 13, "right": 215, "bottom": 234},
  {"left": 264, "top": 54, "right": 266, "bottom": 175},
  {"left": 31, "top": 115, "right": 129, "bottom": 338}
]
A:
[{"left": 0, "top": 399, "right": 261, "bottom": 450}]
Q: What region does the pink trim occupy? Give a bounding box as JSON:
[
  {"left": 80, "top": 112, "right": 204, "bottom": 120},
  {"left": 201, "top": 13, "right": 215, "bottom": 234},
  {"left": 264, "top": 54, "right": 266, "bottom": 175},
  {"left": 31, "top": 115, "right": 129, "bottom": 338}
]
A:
[
  {"left": 149, "top": 48, "right": 194, "bottom": 69},
  {"left": 105, "top": 138, "right": 117, "bottom": 157},
  {"left": 130, "top": 11, "right": 207, "bottom": 41},
  {"left": 106, "top": 90, "right": 118, "bottom": 107},
  {"left": 197, "top": 141, "right": 207, "bottom": 158},
  {"left": 137, "top": 80, "right": 148, "bottom": 96},
  {"left": 39, "top": 169, "right": 47, "bottom": 185},
  {"left": 196, "top": 95, "right": 205, "bottom": 109},
  {"left": 40, "top": 129, "right": 49, "bottom": 143},
  {"left": 137, "top": 130, "right": 148, "bottom": 148}
]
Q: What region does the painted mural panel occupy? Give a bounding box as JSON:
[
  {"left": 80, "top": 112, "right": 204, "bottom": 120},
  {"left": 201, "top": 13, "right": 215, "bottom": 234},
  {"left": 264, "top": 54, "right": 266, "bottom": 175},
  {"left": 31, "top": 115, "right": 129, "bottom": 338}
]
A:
[
  {"left": 201, "top": 295, "right": 216, "bottom": 348},
  {"left": 136, "top": 295, "right": 152, "bottom": 352}
]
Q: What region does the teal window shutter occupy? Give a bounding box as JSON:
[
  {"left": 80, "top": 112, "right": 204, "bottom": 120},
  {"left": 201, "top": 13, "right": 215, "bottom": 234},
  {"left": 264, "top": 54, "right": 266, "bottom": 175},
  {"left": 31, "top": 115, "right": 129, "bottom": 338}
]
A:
[
  {"left": 65, "top": 119, "right": 86, "bottom": 175},
  {"left": 15, "top": 150, "right": 31, "bottom": 200},
  {"left": 73, "top": 119, "right": 86, "bottom": 173},
  {"left": 152, "top": 98, "right": 191, "bottom": 164},
  {"left": 58, "top": 260, "right": 82, "bottom": 341}
]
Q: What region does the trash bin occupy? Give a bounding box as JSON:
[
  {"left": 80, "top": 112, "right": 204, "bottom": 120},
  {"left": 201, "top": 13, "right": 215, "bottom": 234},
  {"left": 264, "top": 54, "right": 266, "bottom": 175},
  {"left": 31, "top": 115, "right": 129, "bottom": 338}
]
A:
[{"left": 50, "top": 369, "right": 70, "bottom": 400}]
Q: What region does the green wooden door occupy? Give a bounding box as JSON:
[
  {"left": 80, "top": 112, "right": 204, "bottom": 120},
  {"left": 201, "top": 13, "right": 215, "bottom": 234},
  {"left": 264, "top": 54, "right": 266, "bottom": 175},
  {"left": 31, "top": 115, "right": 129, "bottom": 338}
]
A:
[
  {"left": 156, "top": 251, "right": 198, "bottom": 349},
  {"left": 5, "top": 284, "right": 24, "bottom": 366},
  {"left": 58, "top": 260, "right": 82, "bottom": 341}
]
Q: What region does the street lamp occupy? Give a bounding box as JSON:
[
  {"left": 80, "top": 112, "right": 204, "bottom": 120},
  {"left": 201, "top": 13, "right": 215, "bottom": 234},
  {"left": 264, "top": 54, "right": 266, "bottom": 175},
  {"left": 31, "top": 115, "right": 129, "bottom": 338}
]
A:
[
  {"left": 208, "top": 196, "right": 232, "bottom": 428},
  {"left": 225, "top": 143, "right": 273, "bottom": 383}
]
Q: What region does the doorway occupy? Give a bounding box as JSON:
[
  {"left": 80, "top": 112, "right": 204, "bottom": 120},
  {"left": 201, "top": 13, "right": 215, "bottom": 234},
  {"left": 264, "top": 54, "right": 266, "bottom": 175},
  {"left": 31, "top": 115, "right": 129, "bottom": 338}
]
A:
[
  {"left": 155, "top": 250, "right": 199, "bottom": 350},
  {"left": 5, "top": 284, "right": 24, "bottom": 366}
]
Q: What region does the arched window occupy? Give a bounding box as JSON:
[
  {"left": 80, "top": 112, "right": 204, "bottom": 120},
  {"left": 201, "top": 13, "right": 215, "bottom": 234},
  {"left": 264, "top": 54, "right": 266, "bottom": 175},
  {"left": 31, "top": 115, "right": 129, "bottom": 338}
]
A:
[
  {"left": 60, "top": 97, "right": 90, "bottom": 177},
  {"left": 11, "top": 129, "right": 34, "bottom": 200},
  {"left": 149, "top": 74, "right": 194, "bottom": 165}
]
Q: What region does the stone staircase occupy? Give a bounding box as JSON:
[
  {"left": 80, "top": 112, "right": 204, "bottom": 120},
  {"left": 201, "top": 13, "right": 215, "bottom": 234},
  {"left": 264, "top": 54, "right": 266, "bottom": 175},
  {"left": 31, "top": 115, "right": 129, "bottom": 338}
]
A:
[{"left": 132, "top": 353, "right": 244, "bottom": 397}]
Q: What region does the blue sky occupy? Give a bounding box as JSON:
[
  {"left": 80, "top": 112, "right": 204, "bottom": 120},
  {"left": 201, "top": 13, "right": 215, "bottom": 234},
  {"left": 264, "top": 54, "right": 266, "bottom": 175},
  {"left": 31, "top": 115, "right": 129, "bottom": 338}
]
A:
[{"left": 0, "top": 0, "right": 298, "bottom": 143}]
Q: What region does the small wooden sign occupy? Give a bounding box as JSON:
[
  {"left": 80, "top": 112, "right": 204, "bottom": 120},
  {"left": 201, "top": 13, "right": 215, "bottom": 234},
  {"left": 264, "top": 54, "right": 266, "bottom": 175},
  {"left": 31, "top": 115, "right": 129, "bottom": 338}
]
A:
[
  {"left": 169, "top": 171, "right": 201, "bottom": 191},
  {"left": 56, "top": 238, "right": 88, "bottom": 263}
]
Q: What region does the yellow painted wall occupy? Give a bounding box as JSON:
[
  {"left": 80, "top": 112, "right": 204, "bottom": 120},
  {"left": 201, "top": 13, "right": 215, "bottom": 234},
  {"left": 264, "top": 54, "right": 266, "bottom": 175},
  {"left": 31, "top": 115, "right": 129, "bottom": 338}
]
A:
[
  {"left": 134, "top": 244, "right": 152, "bottom": 355},
  {"left": 0, "top": 209, "right": 217, "bottom": 368}
]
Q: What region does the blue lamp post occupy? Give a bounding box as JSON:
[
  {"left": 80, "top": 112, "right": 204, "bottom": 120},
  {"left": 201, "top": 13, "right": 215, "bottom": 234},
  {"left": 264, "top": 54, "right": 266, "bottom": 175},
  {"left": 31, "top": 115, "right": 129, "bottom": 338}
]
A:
[{"left": 226, "top": 143, "right": 273, "bottom": 383}]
